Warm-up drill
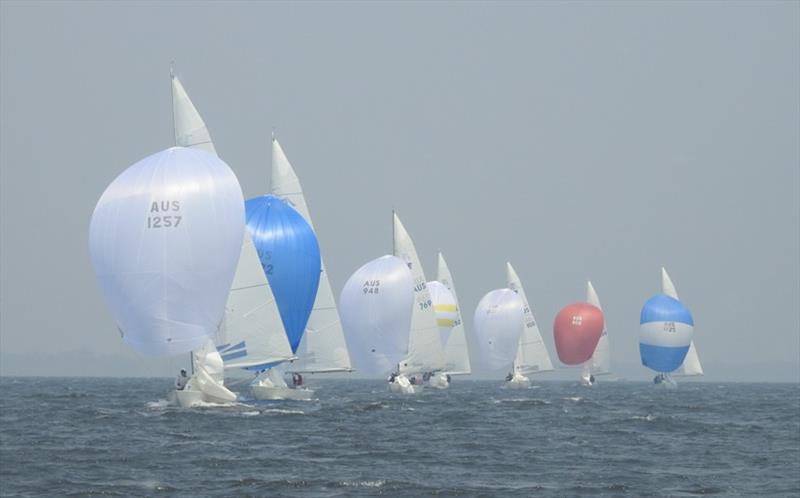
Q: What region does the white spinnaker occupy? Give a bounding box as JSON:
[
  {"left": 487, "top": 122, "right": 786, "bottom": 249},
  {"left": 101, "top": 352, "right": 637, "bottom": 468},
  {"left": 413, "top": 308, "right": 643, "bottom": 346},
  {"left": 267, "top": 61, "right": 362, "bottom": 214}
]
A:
[
  {"left": 437, "top": 253, "right": 471, "bottom": 375},
  {"left": 339, "top": 255, "right": 414, "bottom": 375},
  {"left": 474, "top": 289, "right": 525, "bottom": 371},
  {"left": 171, "top": 75, "right": 216, "bottom": 155},
  {"left": 393, "top": 213, "right": 445, "bottom": 373},
  {"left": 217, "top": 234, "right": 295, "bottom": 370},
  {"left": 662, "top": 268, "right": 704, "bottom": 376},
  {"left": 89, "top": 147, "right": 244, "bottom": 356},
  {"left": 505, "top": 263, "right": 553, "bottom": 374},
  {"left": 586, "top": 281, "right": 611, "bottom": 375},
  {"left": 271, "top": 138, "right": 352, "bottom": 373}
]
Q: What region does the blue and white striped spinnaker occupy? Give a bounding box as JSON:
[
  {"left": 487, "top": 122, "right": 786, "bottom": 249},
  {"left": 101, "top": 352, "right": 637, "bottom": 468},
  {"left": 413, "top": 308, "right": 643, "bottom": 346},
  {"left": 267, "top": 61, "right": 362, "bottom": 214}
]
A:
[{"left": 639, "top": 293, "right": 694, "bottom": 373}]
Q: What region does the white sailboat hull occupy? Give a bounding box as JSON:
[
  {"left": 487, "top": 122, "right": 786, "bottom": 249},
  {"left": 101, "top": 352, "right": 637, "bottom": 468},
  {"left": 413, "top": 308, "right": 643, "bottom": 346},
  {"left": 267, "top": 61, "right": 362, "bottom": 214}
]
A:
[
  {"left": 504, "top": 372, "right": 530, "bottom": 389},
  {"left": 172, "top": 389, "right": 206, "bottom": 408},
  {"left": 427, "top": 372, "right": 450, "bottom": 389},
  {"left": 389, "top": 375, "right": 422, "bottom": 394},
  {"left": 171, "top": 370, "right": 237, "bottom": 407}
]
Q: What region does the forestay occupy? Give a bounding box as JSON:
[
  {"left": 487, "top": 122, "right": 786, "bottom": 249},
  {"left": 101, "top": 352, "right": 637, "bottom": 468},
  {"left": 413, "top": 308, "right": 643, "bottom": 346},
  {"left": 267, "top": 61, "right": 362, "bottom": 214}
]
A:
[
  {"left": 506, "top": 263, "right": 553, "bottom": 375},
  {"left": 392, "top": 213, "right": 445, "bottom": 373},
  {"left": 271, "top": 138, "right": 352, "bottom": 372},
  {"left": 339, "top": 255, "right": 414, "bottom": 375},
  {"left": 89, "top": 147, "right": 244, "bottom": 356}
]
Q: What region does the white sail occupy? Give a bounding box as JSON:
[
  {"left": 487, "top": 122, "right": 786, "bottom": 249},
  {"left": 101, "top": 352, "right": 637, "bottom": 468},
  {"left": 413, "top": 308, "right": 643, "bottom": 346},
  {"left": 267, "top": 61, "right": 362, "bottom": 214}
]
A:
[
  {"left": 271, "top": 138, "right": 352, "bottom": 373},
  {"left": 675, "top": 341, "right": 704, "bottom": 376},
  {"left": 586, "top": 281, "right": 611, "bottom": 375},
  {"left": 661, "top": 267, "right": 679, "bottom": 300},
  {"left": 392, "top": 213, "right": 445, "bottom": 373},
  {"left": 661, "top": 267, "right": 704, "bottom": 376},
  {"left": 217, "top": 233, "right": 295, "bottom": 370},
  {"left": 437, "top": 253, "right": 471, "bottom": 375},
  {"left": 89, "top": 147, "right": 244, "bottom": 357},
  {"left": 170, "top": 74, "right": 216, "bottom": 155},
  {"left": 339, "top": 255, "right": 414, "bottom": 375},
  {"left": 505, "top": 263, "right": 553, "bottom": 375},
  {"left": 474, "top": 289, "right": 525, "bottom": 371}
]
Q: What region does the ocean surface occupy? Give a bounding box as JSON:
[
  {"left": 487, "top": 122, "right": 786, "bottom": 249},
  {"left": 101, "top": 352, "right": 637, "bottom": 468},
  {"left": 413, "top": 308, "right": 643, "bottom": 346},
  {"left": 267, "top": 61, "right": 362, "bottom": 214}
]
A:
[{"left": 0, "top": 377, "right": 798, "bottom": 497}]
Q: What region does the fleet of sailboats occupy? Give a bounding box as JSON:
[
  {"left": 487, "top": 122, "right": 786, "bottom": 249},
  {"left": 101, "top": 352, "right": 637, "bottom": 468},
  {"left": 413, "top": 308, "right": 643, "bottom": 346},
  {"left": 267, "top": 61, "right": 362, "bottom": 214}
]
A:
[{"left": 88, "top": 71, "right": 709, "bottom": 406}]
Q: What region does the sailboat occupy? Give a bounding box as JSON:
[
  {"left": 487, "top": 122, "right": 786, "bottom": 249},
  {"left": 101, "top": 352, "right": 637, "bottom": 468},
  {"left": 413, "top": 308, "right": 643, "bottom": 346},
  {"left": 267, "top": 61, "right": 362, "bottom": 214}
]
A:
[
  {"left": 245, "top": 195, "right": 321, "bottom": 400},
  {"left": 390, "top": 213, "right": 445, "bottom": 394},
  {"left": 474, "top": 289, "right": 525, "bottom": 373},
  {"left": 170, "top": 72, "right": 296, "bottom": 403},
  {"left": 505, "top": 263, "right": 554, "bottom": 388},
  {"left": 662, "top": 267, "right": 703, "bottom": 378},
  {"left": 270, "top": 138, "right": 353, "bottom": 378},
  {"left": 640, "top": 268, "right": 695, "bottom": 388},
  {"left": 339, "top": 255, "right": 415, "bottom": 377},
  {"left": 426, "top": 252, "right": 471, "bottom": 388},
  {"left": 89, "top": 146, "right": 245, "bottom": 406},
  {"left": 581, "top": 281, "right": 611, "bottom": 386}
]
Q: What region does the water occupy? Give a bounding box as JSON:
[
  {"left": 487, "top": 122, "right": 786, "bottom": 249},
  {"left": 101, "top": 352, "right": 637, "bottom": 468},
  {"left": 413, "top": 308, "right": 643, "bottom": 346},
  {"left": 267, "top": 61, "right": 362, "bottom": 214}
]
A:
[{"left": 1, "top": 378, "right": 798, "bottom": 497}]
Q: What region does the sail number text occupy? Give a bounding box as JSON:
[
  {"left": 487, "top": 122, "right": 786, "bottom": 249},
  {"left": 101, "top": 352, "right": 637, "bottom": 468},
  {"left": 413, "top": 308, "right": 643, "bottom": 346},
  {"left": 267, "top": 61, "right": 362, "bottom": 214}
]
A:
[{"left": 147, "top": 200, "right": 182, "bottom": 229}]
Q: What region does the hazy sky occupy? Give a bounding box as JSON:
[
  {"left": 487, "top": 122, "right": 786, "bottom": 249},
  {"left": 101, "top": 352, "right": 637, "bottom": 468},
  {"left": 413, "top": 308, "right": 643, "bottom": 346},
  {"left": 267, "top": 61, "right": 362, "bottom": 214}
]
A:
[{"left": 1, "top": 1, "right": 798, "bottom": 381}]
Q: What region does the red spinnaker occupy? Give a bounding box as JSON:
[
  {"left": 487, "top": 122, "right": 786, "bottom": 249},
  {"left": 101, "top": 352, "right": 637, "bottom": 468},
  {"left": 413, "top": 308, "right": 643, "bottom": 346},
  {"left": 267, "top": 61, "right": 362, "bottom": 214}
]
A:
[{"left": 553, "top": 303, "right": 604, "bottom": 365}]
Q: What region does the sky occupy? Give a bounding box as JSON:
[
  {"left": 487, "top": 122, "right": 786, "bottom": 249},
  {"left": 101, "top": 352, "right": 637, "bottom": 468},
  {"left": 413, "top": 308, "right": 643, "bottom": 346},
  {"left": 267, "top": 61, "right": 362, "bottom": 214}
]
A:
[{"left": 1, "top": 1, "right": 798, "bottom": 381}]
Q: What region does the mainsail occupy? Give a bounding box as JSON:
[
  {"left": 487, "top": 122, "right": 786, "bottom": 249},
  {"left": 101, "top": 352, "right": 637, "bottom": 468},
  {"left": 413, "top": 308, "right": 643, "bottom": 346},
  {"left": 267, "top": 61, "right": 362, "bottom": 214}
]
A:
[
  {"left": 586, "top": 281, "right": 611, "bottom": 375},
  {"left": 171, "top": 73, "right": 216, "bottom": 155},
  {"left": 217, "top": 233, "right": 295, "bottom": 370},
  {"left": 662, "top": 268, "right": 703, "bottom": 376},
  {"left": 505, "top": 263, "right": 553, "bottom": 375},
  {"left": 437, "top": 253, "right": 471, "bottom": 375},
  {"left": 392, "top": 213, "right": 445, "bottom": 374},
  {"left": 271, "top": 138, "right": 353, "bottom": 373}
]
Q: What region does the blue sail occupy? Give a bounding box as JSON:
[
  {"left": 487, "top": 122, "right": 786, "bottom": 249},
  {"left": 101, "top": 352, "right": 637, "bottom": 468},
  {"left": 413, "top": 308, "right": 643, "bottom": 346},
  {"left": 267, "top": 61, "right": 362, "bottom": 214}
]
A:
[
  {"left": 639, "top": 294, "right": 694, "bottom": 373},
  {"left": 245, "top": 195, "right": 321, "bottom": 353}
]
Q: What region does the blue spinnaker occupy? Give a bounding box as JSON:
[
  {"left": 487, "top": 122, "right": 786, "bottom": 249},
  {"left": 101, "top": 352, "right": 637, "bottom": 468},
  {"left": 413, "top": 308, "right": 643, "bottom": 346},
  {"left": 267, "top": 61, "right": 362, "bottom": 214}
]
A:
[
  {"left": 639, "top": 294, "right": 694, "bottom": 373},
  {"left": 245, "top": 195, "right": 321, "bottom": 353}
]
